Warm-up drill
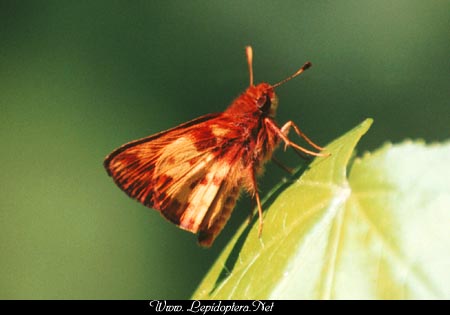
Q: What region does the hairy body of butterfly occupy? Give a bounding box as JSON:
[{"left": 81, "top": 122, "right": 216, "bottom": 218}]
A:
[{"left": 104, "top": 46, "right": 326, "bottom": 247}]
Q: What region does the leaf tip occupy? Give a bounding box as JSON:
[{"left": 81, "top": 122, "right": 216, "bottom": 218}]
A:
[{"left": 361, "top": 118, "right": 374, "bottom": 129}]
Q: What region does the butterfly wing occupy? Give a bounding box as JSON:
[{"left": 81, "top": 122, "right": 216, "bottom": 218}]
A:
[{"left": 104, "top": 113, "right": 244, "bottom": 244}]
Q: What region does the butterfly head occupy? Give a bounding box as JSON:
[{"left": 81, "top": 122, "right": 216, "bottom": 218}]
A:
[
  {"left": 242, "top": 46, "right": 312, "bottom": 118},
  {"left": 246, "top": 83, "right": 279, "bottom": 118}
]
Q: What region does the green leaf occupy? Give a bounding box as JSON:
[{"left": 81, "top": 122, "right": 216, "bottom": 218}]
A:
[{"left": 192, "top": 119, "right": 450, "bottom": 299}]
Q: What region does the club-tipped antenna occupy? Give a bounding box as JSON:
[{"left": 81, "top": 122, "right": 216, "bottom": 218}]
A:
[
  {"left": 246, "top": 46, "right": 254, "bottom": 86},
  {"left": 272, "top": 61, "right": 312, "bottom": 88}
]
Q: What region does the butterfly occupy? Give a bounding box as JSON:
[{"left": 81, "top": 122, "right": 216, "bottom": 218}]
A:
[{"left": 104, "top": 46, "right": 327, "bottom": 247}]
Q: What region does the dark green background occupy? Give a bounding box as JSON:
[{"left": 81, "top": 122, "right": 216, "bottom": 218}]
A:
[{"left": 1, "top": 1, "right": 448, "bottom": 299}]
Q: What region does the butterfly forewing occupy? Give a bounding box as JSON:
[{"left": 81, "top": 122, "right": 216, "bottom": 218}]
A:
[{"left": 104, "top": 113, "right": 246, "bottom": 242}]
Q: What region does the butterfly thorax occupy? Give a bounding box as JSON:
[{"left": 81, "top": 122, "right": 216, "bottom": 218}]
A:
[{"left": 222, "top": 83, "right": 281, "bottom": 178}]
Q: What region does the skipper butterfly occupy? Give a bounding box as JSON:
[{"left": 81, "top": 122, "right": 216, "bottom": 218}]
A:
[{"left": 104, "top": 46, "right": 327, "bottom": 247}]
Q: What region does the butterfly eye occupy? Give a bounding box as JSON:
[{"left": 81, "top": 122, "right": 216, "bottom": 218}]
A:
[{"left": 256, "top": 94, "right": 271, "bottom": 113}]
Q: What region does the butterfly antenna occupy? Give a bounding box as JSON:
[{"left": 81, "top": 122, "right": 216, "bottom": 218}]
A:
[
  {"left": 272, "top": 61, "right": 312, "bottom": 88},
  {"left": 246, "top": 46, "right": 254, "bottom": 86}
]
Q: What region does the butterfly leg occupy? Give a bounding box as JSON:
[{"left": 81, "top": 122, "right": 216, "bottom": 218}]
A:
[
  {"left": 280, "top": 120, "right": 325, "bottom": 151},
  {"left": 254, "top": 190, "right": 264, "bottom": 237},
  {"left": 265, "top": 118, "right": 329, "bottom": 157},
  {"left": 271, "top": 156, "right": 295, "bottom": 174},
  {"left": 250, "top": 167, "right": 264, "bottom": 237}
]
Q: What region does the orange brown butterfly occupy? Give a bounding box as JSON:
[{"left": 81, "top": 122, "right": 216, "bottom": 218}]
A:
[{"left": 104, "top": 46, "right": 327, "bottom": 247}]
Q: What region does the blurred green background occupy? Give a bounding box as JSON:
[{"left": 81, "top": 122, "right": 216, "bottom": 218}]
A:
[{"left": 0, "top": 1, "right": 449, "bottom": 299}]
